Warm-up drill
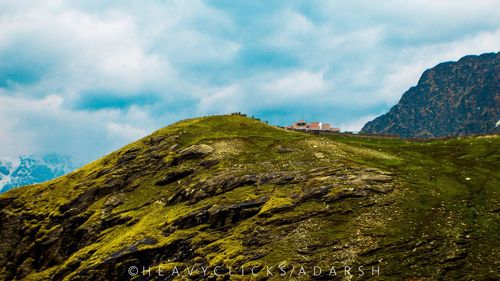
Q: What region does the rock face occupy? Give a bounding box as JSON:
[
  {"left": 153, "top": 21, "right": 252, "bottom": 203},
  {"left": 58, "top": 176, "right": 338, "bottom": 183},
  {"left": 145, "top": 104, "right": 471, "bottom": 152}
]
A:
[
  {"left": 0, "top": 115, "right": 498, "bottom": 280},
  {"left": 361, "top": 52, "right": 499, "bottom": 138}
]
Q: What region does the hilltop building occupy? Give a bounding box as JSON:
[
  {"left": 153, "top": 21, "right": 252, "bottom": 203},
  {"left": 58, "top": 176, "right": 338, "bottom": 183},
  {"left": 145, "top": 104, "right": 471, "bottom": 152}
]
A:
[{"left": 286, "top": 120, "right": 340, "bottom": 132}]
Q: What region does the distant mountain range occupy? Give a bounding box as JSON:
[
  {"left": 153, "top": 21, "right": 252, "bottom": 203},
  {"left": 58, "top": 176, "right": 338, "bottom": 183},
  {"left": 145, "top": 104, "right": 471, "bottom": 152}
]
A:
[
  {"left": 361, "top": 52, "right": 499, "bottom": 138},
  {"left": 0, "top": 155, "right": 76, "bottom": 193}
]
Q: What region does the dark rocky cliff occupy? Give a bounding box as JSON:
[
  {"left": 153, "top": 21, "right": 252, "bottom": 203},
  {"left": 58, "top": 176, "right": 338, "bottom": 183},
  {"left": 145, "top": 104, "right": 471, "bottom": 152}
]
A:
[{"left": 361, "top": 52, "right": 499, "bottom": 138}]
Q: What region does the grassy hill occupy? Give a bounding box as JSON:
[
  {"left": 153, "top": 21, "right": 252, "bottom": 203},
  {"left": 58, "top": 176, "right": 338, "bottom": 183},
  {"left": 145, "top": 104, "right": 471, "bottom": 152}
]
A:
[{"left": 0, "top": 115, "right": 498, "bottom": 280}]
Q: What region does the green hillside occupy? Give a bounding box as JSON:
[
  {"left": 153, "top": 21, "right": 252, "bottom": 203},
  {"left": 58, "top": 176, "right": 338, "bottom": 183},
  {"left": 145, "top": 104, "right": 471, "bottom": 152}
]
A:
[{"left": 0, "top": 115, "right": 498, "bottom": 280}]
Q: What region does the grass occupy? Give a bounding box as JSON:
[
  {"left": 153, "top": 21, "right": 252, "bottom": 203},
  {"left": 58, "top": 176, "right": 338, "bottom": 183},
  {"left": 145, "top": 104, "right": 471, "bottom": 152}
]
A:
[{"left": 0, "top": 115, "right": 498, "bottom": 280}]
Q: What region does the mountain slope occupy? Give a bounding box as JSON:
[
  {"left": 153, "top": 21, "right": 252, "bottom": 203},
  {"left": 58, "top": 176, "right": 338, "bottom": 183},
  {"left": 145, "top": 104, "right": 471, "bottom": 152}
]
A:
[
  {"left": 361, "top": 52, "right": 499, "bottom": 137},
  {"left": 0, "top": 155, "right": 75, "bottom": 193},
  {"left": 0, "top": 115, "right": 498, "bottom": 280}
]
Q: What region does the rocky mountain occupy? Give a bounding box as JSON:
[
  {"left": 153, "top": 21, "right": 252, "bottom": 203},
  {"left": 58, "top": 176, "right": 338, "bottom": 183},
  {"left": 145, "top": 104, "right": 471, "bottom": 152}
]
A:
[
  {"left": 0, "top": 115, "right": 498, "bottom": 280},
  {"left": 361, "top": 52, "right": 499, "bottom": 138},
  {"left": 0, "top": 155, "right": 76, "bottom": 193}
]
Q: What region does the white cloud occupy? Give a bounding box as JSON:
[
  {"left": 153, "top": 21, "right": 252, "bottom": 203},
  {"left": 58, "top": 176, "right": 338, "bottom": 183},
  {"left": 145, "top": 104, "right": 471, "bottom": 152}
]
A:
[
  {"left": 263, "top": 71, "right": 328, "bottom": 97},
  {"left": 0, "top": 0, "right": 498, "bottom": 161},
  {"left": 106, "top": 122, "right": 148, "bottom": 142},
  {"left": 0, "top": 95, "right": 158, "bottom": 163},
  {"left": 338, "top": 114, "right": 379, "bottom": 132},
  {"left": 0, "top": 4, "right": 174, "bottom": 95},
  {"left": 197, "top": 85, "right": 242, "bottom": 115}
]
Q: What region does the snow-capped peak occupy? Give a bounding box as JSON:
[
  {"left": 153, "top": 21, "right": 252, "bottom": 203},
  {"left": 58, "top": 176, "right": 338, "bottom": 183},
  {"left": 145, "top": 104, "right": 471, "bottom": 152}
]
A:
[{"left": 0, "top": 155, "right": 76, "bottom": 193}]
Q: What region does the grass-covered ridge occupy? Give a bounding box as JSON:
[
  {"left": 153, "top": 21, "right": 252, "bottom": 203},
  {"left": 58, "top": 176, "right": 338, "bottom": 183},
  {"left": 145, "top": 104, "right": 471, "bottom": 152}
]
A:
[{"left": 0, "top": 115, "right": 498, "bottom": 280}]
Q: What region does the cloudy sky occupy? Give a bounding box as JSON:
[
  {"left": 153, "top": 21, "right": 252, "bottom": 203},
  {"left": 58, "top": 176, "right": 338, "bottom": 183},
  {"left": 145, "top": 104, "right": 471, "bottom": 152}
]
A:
[{"left": 0, "top": 0, "right": 499, "bottom": 163}]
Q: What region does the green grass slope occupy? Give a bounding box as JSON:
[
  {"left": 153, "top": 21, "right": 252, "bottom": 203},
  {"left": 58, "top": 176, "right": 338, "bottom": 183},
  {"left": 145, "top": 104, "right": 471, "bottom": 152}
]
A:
[{"left": 0, "top": 115, "right": 498, "bottom": 280}]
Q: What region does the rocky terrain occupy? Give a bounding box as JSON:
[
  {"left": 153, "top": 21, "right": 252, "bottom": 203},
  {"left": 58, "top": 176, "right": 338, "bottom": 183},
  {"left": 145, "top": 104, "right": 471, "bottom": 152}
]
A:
[
  {"left": 0, "top": 115, "right": 498, "bottom": 280},
  {"left": 361, "top": 52, "right": 499, "bottom": 138},
  {"left": 0, "top": 155, "right": 75, "bottom": 193}
]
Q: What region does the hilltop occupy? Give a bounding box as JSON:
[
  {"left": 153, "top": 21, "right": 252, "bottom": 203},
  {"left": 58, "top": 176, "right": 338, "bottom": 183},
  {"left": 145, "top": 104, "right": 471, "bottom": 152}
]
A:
[{"left": 0, "top": 115, "right": 499, "bottom": 280}]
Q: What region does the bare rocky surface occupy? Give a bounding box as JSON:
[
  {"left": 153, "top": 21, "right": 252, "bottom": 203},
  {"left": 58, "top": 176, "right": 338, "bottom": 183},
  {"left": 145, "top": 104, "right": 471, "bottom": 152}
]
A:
[{"left": 362, "top": 52, "right": 499, "bottom": 138}]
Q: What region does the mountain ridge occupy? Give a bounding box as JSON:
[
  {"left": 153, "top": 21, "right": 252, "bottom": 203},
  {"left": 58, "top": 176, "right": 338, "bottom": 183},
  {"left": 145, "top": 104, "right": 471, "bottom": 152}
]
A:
[{"left": 361, "top": 52, "right": 499, "bottom": 137}]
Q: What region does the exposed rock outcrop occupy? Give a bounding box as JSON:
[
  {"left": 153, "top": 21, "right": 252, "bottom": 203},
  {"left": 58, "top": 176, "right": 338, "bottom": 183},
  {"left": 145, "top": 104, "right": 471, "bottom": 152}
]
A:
[
  {"left": 0, "top": 115, "right": 498, "bottom": 281},
  {"left": 362, "top": 52, "right": 499, "bottom": 138}
]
